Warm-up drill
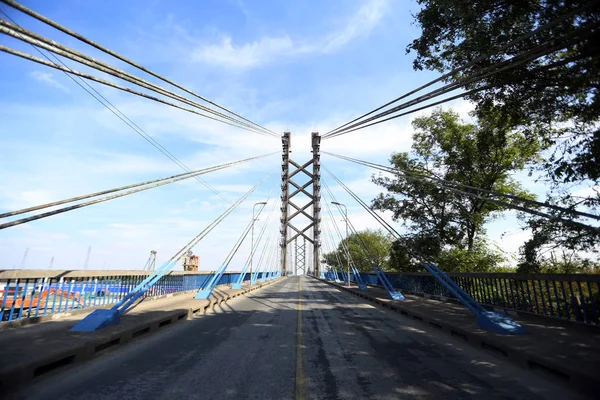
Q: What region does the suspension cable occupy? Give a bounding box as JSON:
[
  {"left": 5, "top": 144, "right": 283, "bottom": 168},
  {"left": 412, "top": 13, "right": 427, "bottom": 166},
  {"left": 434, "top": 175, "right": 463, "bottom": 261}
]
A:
[
  {"left": 170, "top": 172, "right": 273, "bottom": 262},
  {"left": 217, "top": 207, "right": 268, "bottom": 271},
  {"left": 0, "top": 152, "right": 276, "bottom": 219},
  {"left": 323, "top": 151, "right": 600, "bottom": 221},
  {"left": 323, "top": 1, "right": 599, "bottom": 137},
  {"left": 322, "top": 216, "right": 351, "bottom": 272},
  {"left": 1, "top": 0, "right": 277, "bottom": 136},
  {"left": 0, "top": 20, "right": 278, "bottom": 137},
  {"left": 260, "top": 237, "right": 278, "bottom": 275},
  {"left": 0, "top": 45, "right": 279, "bottom": 138},
  {"left": 254, "top": 231, "right": 275, "bottom": 274},
  {"left": 321, "top": 194, "right": 363, "bottom": 271},
  {"left": 0, "top": 11, "right": 245, "bottom": 203},
  {"left": 240, "top": 191, "right": 280, "bottom": 269},
  {"left": 322, "top": 180, "right": 381, "bottom": 266},
  {"left": 323, "top": 165, "right": 600, "bottom": 239},
  {"left": 0, "top": 153, "right": 276, "bottom": 230},
  {"left": 325, "top": 54, "right": 578, "bottom": 138},
  {"left": 325, "top": 33, "right": 589, "bottom": 138}
]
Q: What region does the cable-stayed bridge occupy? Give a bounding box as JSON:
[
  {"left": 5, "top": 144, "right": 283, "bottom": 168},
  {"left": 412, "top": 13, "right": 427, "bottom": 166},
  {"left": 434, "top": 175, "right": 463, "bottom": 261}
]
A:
[{"left": 1, "top": 1, "right": 599, "bottom": 398}]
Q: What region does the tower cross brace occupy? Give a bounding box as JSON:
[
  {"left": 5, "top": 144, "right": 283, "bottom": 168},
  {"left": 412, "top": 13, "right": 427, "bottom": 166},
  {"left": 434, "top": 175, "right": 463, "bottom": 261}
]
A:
[{"left": 280, "top": 132, "right": 321, "bottom": 276}]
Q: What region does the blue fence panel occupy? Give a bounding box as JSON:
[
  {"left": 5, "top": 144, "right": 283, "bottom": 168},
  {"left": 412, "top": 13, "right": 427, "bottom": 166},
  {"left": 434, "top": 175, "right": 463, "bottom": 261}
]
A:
[
  {"left": 0, "top": 271, "right": 251, "bottom": 324},
  {"left": 349, "top": 271, "right": 600, "bottom": 326}
]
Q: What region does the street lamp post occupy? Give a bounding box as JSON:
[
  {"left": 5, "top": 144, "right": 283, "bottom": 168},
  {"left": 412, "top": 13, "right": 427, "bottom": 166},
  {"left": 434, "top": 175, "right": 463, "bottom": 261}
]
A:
[
  {"left": 332, "top": 202, "right": 350, "bottom": 288},
  {"left": 251, "top": 201, "right": 267, "bottom": 286}
]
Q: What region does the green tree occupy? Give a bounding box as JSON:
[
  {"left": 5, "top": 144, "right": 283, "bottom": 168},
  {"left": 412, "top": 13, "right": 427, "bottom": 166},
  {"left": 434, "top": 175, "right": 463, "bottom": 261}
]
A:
[
  {"left": 407, "top": 0, "right": 600, "bottom": 267},
  {"left": 323, "top": 229, "right": 393, "bottom": 272},
  {"left": 372, "top": 108, "right": 538, "bottom": 272},
  {"left": 408, "top": 0, "right": 599, "bottom": 185}
]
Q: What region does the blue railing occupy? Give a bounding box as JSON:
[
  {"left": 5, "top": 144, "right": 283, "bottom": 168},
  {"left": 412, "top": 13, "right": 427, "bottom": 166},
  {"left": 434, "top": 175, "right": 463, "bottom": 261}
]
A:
[
  {"left": 354, "top": 271, "right": 600, "bottom": 326},
  {"left": 0, "top": 271, "right": 250, "bottom": 323}
]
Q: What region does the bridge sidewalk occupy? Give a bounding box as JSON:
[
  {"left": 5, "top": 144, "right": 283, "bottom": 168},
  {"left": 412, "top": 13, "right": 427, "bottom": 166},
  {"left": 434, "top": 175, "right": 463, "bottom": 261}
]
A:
[
  {"left": 324, "top": 279, "right": 600, "bottom": 397},
  {"left": 0, "top": 279, "right": 284, "bottom": 392}
]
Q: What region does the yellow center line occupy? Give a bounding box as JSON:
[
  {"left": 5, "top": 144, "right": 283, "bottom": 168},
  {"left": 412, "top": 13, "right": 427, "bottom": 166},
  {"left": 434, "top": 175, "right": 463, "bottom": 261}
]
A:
[{"left": 295, "top": 277, "right": 306, "bottom": 400}]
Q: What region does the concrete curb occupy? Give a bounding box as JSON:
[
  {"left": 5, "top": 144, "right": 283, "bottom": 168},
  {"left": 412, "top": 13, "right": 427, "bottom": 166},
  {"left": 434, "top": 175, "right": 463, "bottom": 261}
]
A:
[
  {"left": 318, "top": 278, "right": 599, "bottom": 398},
  {"left": 0, "top": 278, "right": 286, "bottom": 393}
]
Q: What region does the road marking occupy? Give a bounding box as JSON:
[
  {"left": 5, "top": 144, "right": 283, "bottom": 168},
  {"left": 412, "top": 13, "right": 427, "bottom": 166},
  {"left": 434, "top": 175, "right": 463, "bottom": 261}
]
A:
[{"left": 295, "top": 277, "right": 306, "bottom": 400}]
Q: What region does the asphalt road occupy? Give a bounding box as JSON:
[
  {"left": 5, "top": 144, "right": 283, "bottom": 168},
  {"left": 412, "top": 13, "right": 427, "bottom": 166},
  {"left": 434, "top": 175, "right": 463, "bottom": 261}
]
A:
[{"left": 11, "top": 276, "right": 584, "bottom": 399}]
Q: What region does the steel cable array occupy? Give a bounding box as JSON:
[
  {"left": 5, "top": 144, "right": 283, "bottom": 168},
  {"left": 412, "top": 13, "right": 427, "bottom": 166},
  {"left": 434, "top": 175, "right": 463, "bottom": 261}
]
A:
[
  {"left": 321, "top": 193, "right": 363, "bottom": 272},
  {"left": 0, "top": 153, "right": 277, "bottom": 230},
  {"left": 0, "top": 44, "right": 274, "bottom": 137},
  {"left": 322, "top": 159, "right": 600, "bottom": 233},
  {"left": 322, "top": 166, "right": 595, "bottom": 289},
  {"left": 322, "top": 180, "right": 382, "bottom": 267},
  {"left": 239, "top": 189, "right": 280, "bottom": 270},
  {"left": 323, "top": 2, "right": 598, "bottom": 139},
  {"left": 323, "top": 152, "right": 600, "bottom": 222},
  {"left": 321, "top": 213, "right": 346, "bottom": 270},
  {"left": 169, "top": 172, "right": 273, "bottom": 263},
  {"left": 0, "top": 0, "right": 277, "bottom": 137},
  {"left": 0, "top": 9, "right": 240, "bottom": 203}
]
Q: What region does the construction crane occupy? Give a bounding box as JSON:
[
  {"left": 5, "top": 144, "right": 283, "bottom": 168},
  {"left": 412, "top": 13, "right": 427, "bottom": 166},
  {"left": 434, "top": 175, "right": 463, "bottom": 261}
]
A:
[
  {"left": 182, "top": 249, "right": 199, "bottom": 271},
  {"left": 143, "top": 250, "right": 157, "bottom": 271},
  {"left": 19, "top": 248, "right": 29, "bottom": 269},
  {"left": 83, "top": 246, "right": 91, "bottom": 269}
]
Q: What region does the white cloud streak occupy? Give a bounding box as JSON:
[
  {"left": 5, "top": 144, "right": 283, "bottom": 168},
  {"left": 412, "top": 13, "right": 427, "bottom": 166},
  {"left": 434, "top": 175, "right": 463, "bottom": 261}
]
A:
[
  {"left": 192, "top": 0, "right": 388, "bottom": 69},
  {"left": 29, "top": 71, "right": 70, "bottom": 92}
]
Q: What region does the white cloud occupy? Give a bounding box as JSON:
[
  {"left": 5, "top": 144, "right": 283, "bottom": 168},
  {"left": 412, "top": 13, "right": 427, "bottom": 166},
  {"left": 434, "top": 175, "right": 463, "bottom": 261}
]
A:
[
  {"left": 7, "top": 190, "right": 56, "bottom": 208},
  {"left": 194, "top": 35, "right": 296, "bottom": 69},
  {"left": 192, "top": 0, "right": 388, "bottom": 68},
  {"left": 29, "top": 71, "right": 70, "bottom": 92},
  {"left": 572, "top": 185, "right": 599, "bottom": 199},
  {"left": 321, "top": 0, "right": 387, "bottom": 52}
]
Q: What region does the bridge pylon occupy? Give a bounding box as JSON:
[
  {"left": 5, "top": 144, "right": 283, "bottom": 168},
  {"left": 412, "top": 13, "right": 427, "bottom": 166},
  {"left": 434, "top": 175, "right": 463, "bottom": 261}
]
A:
[{"left": 280, "top": 132, "right": 321, "bottom": 276}]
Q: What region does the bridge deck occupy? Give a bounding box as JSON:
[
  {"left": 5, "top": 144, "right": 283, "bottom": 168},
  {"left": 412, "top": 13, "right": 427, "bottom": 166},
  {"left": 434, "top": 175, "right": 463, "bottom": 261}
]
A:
[
  {"left": 325, "top": 280, "right": 600, "bottom": 392},
  {"left": 4, "top": 276, "right": 589, "bottom": 399}
]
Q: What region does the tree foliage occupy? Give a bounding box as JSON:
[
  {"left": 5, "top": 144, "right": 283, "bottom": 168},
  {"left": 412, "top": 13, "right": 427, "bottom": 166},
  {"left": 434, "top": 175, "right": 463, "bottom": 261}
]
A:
[
  {"left": 322, "top": 229, "right": 393, "bottom": 272},
  {"left": 408, "top": 0, "right": 600, "bottom": 271},
  {"left": 372, "top": 108, "right": 537, "bottom": 272},
  {"left": 408, "top": 0, "right": 599, "bottom": 184}
]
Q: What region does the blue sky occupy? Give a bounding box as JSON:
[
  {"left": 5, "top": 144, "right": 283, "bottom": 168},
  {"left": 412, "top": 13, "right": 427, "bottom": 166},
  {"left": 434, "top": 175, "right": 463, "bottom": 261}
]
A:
[{"left": 0, "top": 0, "right": 561, "bottom": 271}]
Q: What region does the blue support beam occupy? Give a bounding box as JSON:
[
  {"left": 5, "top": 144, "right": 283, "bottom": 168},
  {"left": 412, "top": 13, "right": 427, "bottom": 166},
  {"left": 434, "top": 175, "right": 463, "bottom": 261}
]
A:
[
  {"left": 373, "top": 265, "right": 404, "bottom": 300},
  {"left": 195, "top": 264, "right": 229, "bottom": 299},
  {"left": 333, "top": 268, "right": 341, "bottom": 283},
  {"left": 251, "top": 267, "right": 262, "bottom": 286},
  {"left": 71, "top": 260, "right": 177, "bottom": 332},
  {"left": 350, "top": 265, "right": 368, "bottom": 290},
  {"left": 423, "top": 263, "right": 526, "bottom": 335},
  {"left": 231, "top": 264, "right": 251, "bottom": 290},
  {"left": 339, "top": 270, "right": 348, "bottom": 285}
]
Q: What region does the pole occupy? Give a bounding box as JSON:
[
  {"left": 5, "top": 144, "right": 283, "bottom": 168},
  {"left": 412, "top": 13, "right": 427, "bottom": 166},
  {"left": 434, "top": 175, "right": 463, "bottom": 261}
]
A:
[
  {"left": 332, "top": 202, "right": 350, "bottom": 287},
  {"left": 312, "top": 132, "right": 321, "bottom": 277},
  {"left": 280, "top": 132, "right": 290, "bottom": 275},
  {"left": 343, "top": 206, "right": 350, "bottom": 288},
  {"left": 252, "top": 202, "right": 267, "bottom": 286},
  {"left": 251, "top": 219, "right": 254, "bottom": 284}
]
